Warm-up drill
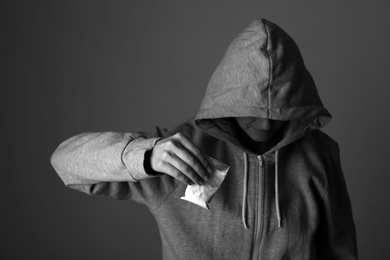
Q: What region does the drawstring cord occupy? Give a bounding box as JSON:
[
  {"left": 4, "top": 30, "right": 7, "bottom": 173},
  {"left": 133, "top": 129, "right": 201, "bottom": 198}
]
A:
[
  {"left": 242, "top": 150, "right": 282, "bottom": 229},
  {"left": 275, "top": 149, "right": 282, "bottom": 228},
  {"left": 242, "top": 153, "right": 249, "bottom": 229}
]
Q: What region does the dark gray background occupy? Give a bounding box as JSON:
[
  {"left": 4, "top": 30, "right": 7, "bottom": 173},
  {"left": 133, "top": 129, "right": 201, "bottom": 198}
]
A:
[{"left": 2, "top": 1, "right": 389, "bottom": 259}]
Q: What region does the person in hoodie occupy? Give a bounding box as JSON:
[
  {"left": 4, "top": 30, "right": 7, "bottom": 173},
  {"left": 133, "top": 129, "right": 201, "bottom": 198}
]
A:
[{"left": 51, "top": 19, "right": 358, "bottom": 259}]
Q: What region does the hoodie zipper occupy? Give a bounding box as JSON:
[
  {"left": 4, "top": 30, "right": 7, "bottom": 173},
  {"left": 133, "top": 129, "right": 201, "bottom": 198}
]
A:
[{"left": 252, "top": 155, "right": 265, "bottom": 260}]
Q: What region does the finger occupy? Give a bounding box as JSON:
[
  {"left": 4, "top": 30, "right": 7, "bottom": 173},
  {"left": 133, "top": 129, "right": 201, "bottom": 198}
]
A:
[
  {"left": 161, "top": 161, "right": 194, "bottom": 185},
  {"left": 168, "top": 152, "right": 205, "bottom": 185},
  {"left": 166, "top": 139, "right": 209, "bottom": 182},
  {"left": 174, "top": 133, "right": 213, "bottom": 177}
]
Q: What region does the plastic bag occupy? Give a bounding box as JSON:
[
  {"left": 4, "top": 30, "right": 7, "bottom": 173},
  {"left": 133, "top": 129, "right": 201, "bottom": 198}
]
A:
[{"left": 181, "top": 156, "right": 230, "bottom": 210}]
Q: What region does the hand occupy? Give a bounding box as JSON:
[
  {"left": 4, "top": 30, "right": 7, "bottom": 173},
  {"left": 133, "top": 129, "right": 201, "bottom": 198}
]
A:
[{"left": 150, "top": 132, "right": 212, "bottom": 185}]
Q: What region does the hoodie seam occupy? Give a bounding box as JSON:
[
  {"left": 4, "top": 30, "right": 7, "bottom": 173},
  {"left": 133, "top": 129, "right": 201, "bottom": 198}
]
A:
[
  {"left": 262, "top": 19, "right": 272, "bottom": 118},
  {"left": 150, "top": 179, "right": 181, "bottom": 212}
]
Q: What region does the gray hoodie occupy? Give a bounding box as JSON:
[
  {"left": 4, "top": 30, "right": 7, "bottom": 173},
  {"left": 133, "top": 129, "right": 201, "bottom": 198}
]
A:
[{"left": 51, "top": 19, "right": 358, "bottom": 259}]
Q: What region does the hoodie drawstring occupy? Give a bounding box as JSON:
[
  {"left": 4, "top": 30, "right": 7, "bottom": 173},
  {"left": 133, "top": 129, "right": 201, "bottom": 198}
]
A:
[
  {"left": 275, "top": 149, "right": 282, "bottom": 228},
  {"left": 242, "top": 153, "right": 249, "bottom": 229},
  {"left": 242, "top": 150, "right": 282, "bottom": 229}
]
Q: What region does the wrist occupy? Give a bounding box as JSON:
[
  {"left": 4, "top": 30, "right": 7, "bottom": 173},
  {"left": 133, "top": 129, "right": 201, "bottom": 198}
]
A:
[{"left": 143, "top": 149, "right": 163, "bottom": 176}]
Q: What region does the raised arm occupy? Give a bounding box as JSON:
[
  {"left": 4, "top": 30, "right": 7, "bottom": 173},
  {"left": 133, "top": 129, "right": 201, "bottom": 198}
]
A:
[
  {"left": 51, "top": 129, "right": 212, "bottom": 200},
  {"left": 51, "top": 132, "right": 163, "bottom": 184}
]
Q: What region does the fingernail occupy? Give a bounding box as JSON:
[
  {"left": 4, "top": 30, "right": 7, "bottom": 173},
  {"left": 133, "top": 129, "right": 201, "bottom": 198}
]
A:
[
  {"left": 203, "top": 175, "right": 209, "bottom": 181},
  {"left": 207, "top": 167, "right": 213, "bottom": 174}
]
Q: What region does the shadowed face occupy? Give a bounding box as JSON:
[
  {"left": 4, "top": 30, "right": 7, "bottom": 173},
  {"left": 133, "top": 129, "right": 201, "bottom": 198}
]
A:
[{"left": 235, "top": 117, "right": 284, "bottom": 142}]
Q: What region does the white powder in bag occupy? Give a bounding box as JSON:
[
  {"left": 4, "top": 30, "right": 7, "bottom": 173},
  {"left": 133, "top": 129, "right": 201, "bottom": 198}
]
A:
[{"left": 180, "top": 156, "right": 230, "bottom": 210}]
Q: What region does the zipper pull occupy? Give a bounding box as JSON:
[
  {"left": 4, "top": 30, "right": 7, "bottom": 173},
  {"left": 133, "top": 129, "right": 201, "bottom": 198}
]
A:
[{"left": 258, "top": 155, "right": 263, "bottom": 167}]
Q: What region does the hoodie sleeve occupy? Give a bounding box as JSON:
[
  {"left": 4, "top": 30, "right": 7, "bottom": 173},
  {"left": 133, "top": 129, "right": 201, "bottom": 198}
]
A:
[
  {"left": 316, "top": 143, "right": 358, "bottom": 259},
  {"left": 50, "top": 132, "right": 163, "bottom": 202}
]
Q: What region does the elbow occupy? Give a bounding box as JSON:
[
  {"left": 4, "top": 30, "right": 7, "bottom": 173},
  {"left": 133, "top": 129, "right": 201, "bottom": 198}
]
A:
[
  {"left": 50, "top": 144, "right": 66, "bottom": 175},
  {"left": 50, "top": 148, "right": 59, "bottom": 171},
  {"left": 50, "top": 133, "right": 87, "bottom": 176},
  {"left": 50, "top": 143, "right": 77, "bottom": 186}
]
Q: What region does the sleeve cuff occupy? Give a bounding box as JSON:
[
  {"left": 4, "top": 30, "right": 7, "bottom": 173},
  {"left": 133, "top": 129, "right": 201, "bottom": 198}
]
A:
[{"left": 122, "top": 137, "right": 162, "bottom": 181}]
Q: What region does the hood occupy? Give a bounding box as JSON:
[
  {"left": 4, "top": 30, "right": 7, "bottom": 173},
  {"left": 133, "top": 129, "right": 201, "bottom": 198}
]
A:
[{"left": 194, "top": 18, "right": 331, "bottom": 151}]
